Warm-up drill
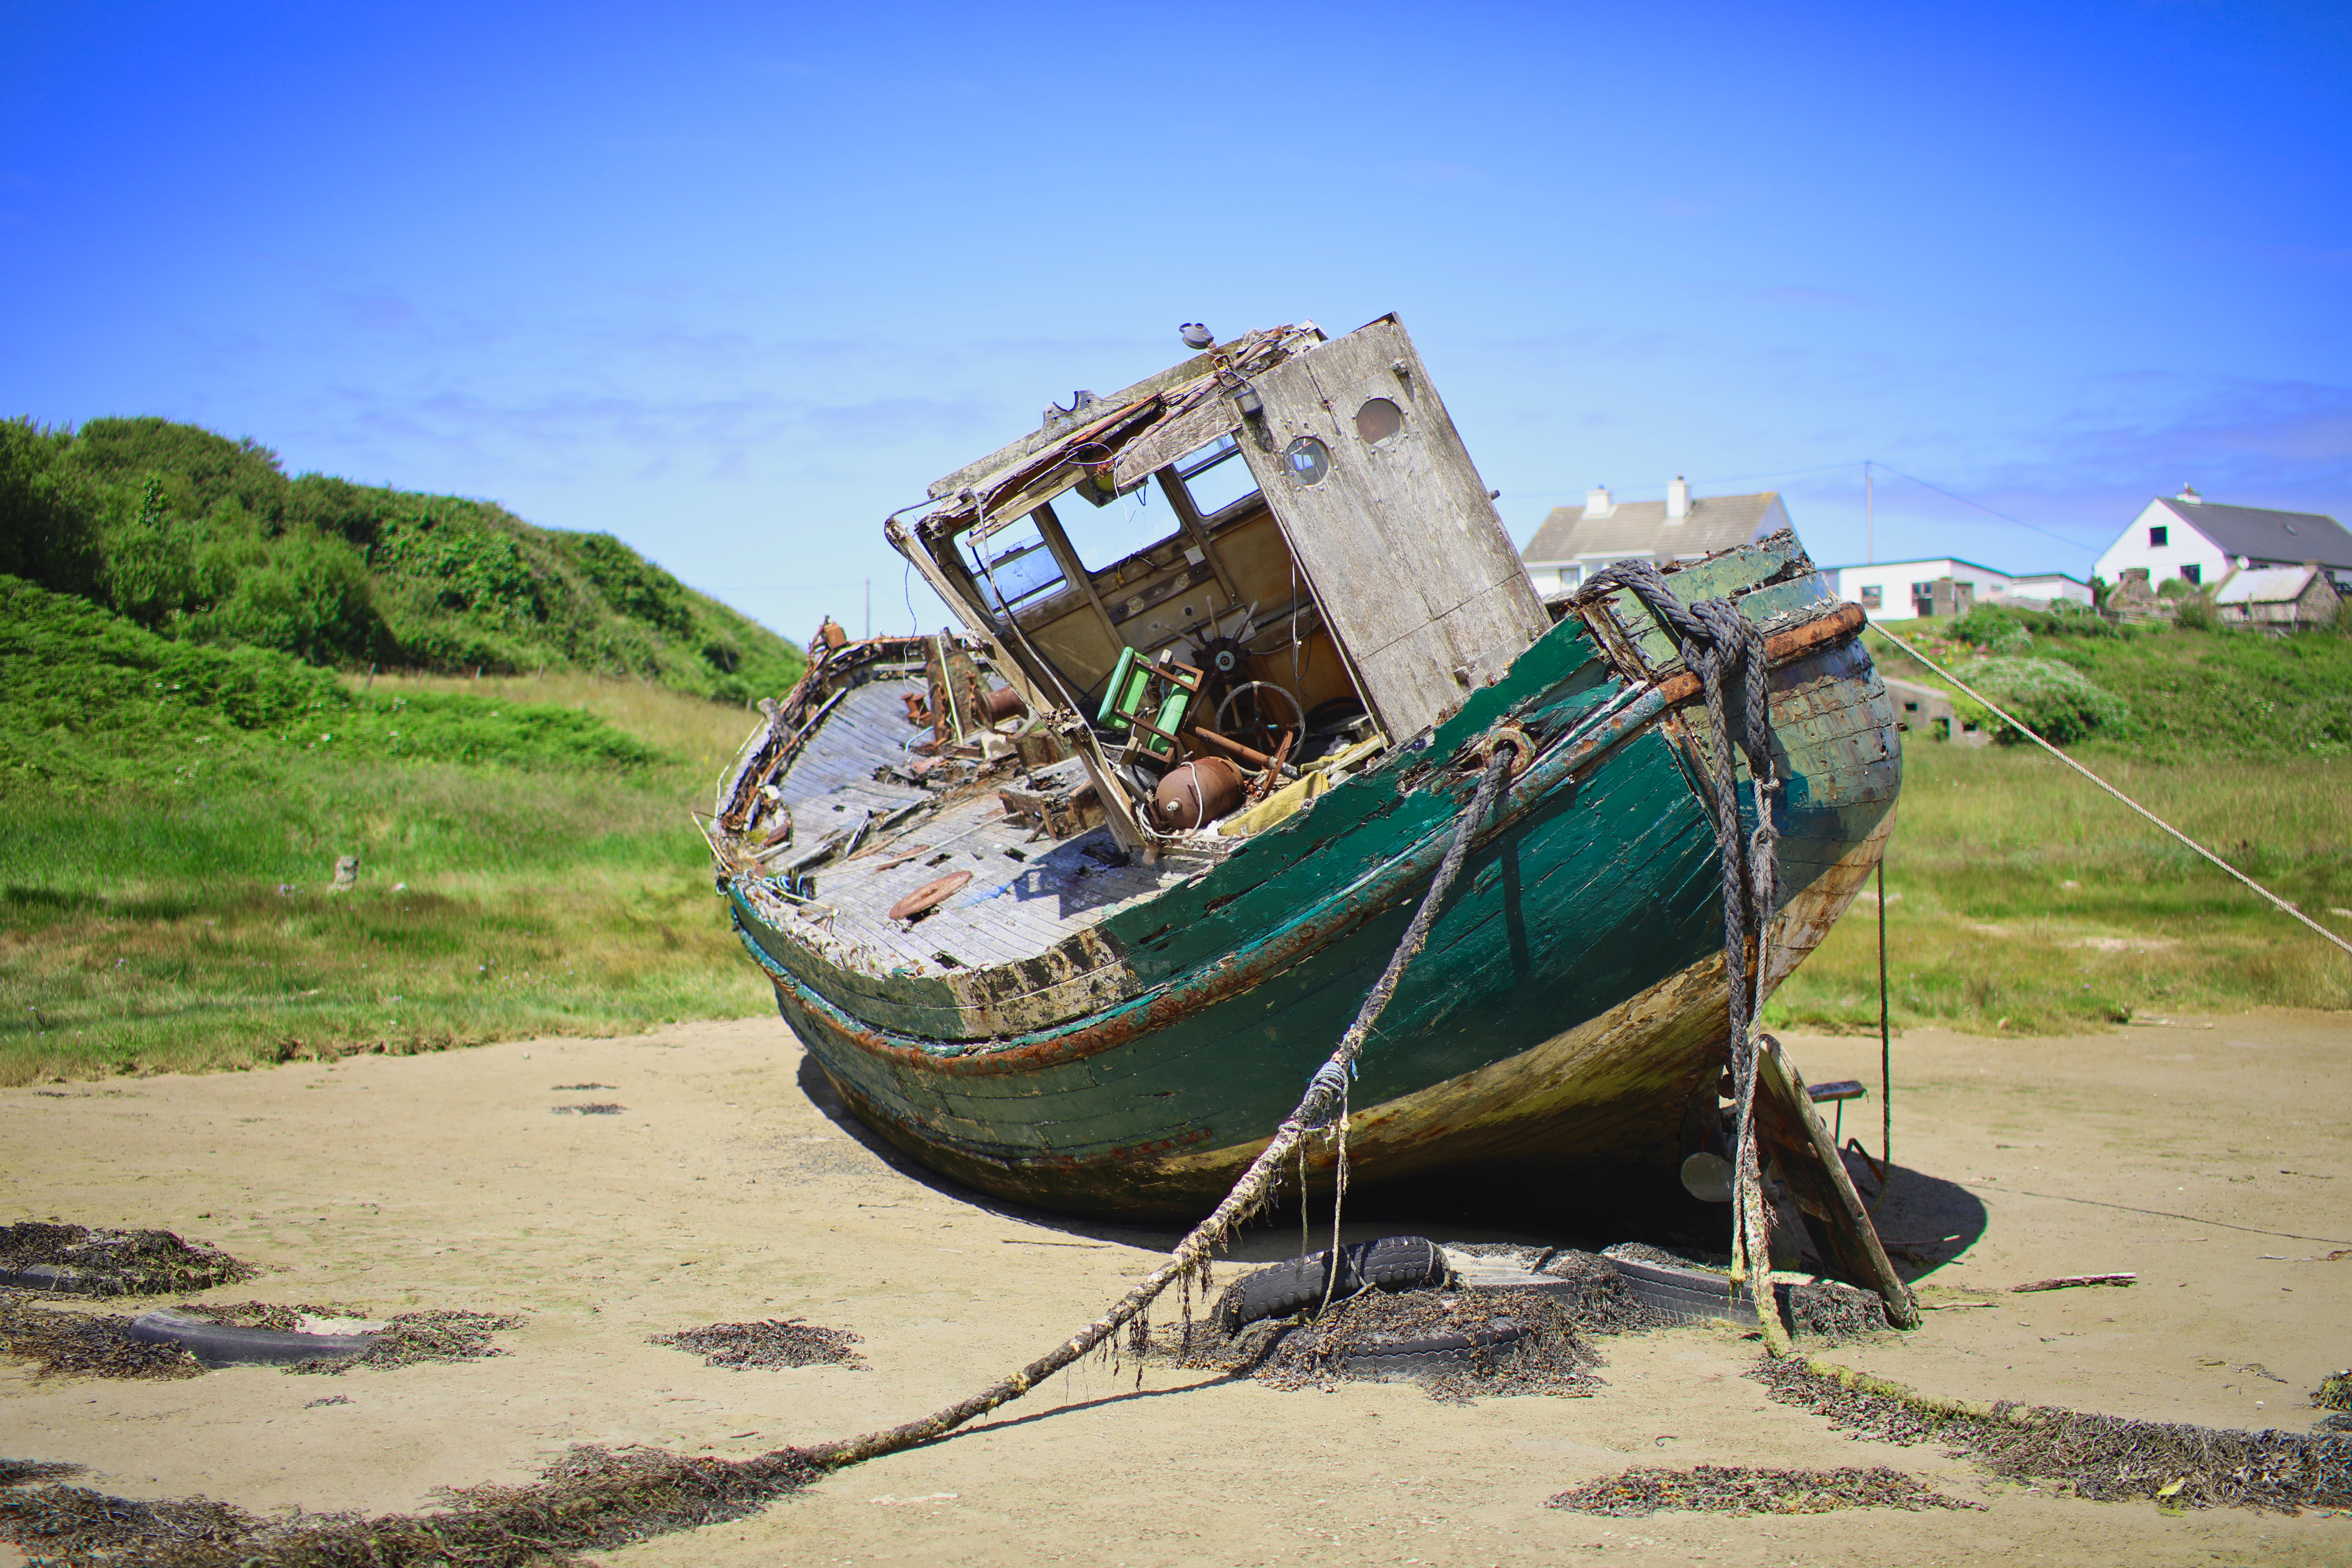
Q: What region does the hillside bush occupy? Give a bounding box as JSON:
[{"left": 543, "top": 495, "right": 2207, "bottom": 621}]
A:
[
  {"left": 0, "top": 415, "right": 802, "bottom": 702},
  {"left": 1956, "top": 655, "right": 2131, "bottom": 746}
]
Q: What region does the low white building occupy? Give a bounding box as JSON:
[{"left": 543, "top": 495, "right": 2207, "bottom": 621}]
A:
[
  {"left": 2094, "top": 488, "right": 2352, "bottom": 591},
  {"left": 1519, "top": 480, "right": 1792, "bottom": 595},
  {"left": 1825, "top": 558, "right": 2091, "bottom": 621}
]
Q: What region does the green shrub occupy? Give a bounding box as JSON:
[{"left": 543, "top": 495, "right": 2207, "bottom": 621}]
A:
[
  {"left": 0, "top": 420, "right": 104, "bottom": 598},
  {"left": 1955, "top": 655, "right": 2131, "bottom": 746},
  {"left": 2172, "top": 592, "right": 2219, "bottom": 631},
  {"left": 566, "top": 533, "right": 695, "bottom": 638},
  {"left": 189, "top": 529, "right": 396, "bottom": 666},
  {"left": 0, "top": 415, "right": 805, "bottom": 702},
  {"left": 1948, "top": 603, "right": 2033, "bottom": 654},
  {"left": 63, "top": 417, "right": 292, "bottom": 523}
]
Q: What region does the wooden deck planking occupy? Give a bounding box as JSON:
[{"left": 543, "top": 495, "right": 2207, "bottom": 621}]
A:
[{"left": 770, "top": 686, "right": 1240, "bottom": 987}]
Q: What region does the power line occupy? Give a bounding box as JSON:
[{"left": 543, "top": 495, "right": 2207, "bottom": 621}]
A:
[{"left": 1864, "top": 461, "right": 2104, "bottom": 553}]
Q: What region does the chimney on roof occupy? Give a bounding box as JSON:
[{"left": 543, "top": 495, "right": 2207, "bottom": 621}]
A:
[
  {"left": 1666, "top": 475, "right": 1690, "bottom": 521},
  {"left": 1584, "top": 485, "right": 1614, "bottom": 519},
  {"left": 2177, "top": 483, "right": 2202, "bottom": 504}
]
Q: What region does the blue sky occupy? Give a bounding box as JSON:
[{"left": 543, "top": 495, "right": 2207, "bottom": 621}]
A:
[{"left": 4, "top": 1, "right": 2346, "bottom": 637}]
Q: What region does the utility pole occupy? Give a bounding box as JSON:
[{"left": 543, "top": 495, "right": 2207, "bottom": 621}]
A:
[
  {"left": 863, "top": 578, "right": 871, "bottom": 640},
  {"left": 1865, "top": 460, "right": 1875, "bottom": 566}
]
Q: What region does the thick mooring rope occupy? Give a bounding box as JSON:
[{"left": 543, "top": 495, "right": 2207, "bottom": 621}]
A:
[
  {"left": 1580, "top": 559, "right": 1789, "bottom": 1352},
  {"left": 798, "top": 742, "right": 1521, "bottom": 1469}
]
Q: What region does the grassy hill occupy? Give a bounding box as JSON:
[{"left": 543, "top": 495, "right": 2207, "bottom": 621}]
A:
[
  {"left": 1763, "top": 603, "right": 2352, "bottom": 1036},
  {"left": 0, "top": 578, "right": 775, "bottom": 1083},
  {"left": 1866, "top": 600, "right": 2352, "bottom": 757},
  {"left": 0, "top": 415, "right": 802, "bottom": 703},
  {"left": 0, "top": 414, "right": 808, "bottom": 1082}
]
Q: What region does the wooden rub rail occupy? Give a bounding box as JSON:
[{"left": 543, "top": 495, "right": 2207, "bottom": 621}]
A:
[{"left": 1652, "top": 602, "right": 1869, "bottom": 706}]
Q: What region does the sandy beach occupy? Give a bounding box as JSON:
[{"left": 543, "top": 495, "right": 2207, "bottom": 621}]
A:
[{"left": 3, "top": 1011, "right": 2347, "bottom": 1566}]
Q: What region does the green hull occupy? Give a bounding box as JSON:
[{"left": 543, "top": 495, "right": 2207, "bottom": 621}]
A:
[{"left": 730, "top": 539, "right": 1900, "bottom": 1222}]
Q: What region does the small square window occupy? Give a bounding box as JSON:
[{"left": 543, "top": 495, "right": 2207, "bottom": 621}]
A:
[
  {"left": 2149, "top": 525, "right": 2168, "bottom": 547},
  {"left": 2180, "top": 563, "right": 2200, "bottom": 585},
  {"left": 1858, "top": 584, "right": 1883, "bottom": 609}
]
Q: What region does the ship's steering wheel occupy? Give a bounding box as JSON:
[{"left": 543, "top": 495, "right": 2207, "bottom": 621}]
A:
[{"left": 1215, "top": 681, "right": 1307, "bottom": 760}]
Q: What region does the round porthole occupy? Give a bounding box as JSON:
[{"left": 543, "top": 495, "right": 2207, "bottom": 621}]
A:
[
  {"left": 1281, "top": 436, "right": 1331, "bottom": 487},
  {"left": 1354, "top": 397, "right": 1405, "bottom": 447}
]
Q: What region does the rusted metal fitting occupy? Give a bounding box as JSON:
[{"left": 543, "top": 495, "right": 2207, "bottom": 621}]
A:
[{"left": 1476, "top": 722, "right": 1535, "bottom": 780}]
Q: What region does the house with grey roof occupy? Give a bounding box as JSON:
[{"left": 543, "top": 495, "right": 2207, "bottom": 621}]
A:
[
  {"left": 1519, "top": 479, "right": 1793, "bottom": 596},
  {"left": 2093, "top": 488, "right": 2352, "bottom": 593}
]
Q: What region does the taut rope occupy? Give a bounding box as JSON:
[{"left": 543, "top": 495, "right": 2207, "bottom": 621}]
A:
[
  {"left": 1871, "top": 621, "right": 2352, "bottom": 963},
  {"left": 798, "top": 741, "right": 1521, "bottom": 1469}
]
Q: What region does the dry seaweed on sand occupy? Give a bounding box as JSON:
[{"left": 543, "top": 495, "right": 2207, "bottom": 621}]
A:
[
  {"left": 0, "top": 1460, "right": 84, "bottom": 1486},
  {"left": 1759, "top": 1358, "right": 2352, "bottom": 1511},
  {"left": 551, "top": 1102, "right": 625, "bottom": 1115},
  {"left": 1602, "top": 1240, "right": 1732, "bottom": 1272},
  {"left": 0, "top": 1444, "right": 825, "bottom": 1568},
  {"left": 1785, "top": 1279, "right": 1890, "bottom": 1344},
  {"left": 0, "top": 1223, "right": 252, "bottom": 1296},
  {"left": 2315, "top": 1370, "right": 2352, "bottom": 1433},
  {"left": 1252, "top": 1283, "right": 1648, "bottom": 1402},
  {"left": 649, "top": 1319, "right": 867, "bottom": 1371},
  {"left": 0, "top": 1292, "right": 201, "bottom": 1380},
  {"left": 1546, "top": 1463, "right": 1981, "bottom": 1517},
  {"left": 0, "top": 1482, "right": 264, "bottom": 1568},
  {"left": 288, "top": 1309, "right": 522, "bottom": 1375}
]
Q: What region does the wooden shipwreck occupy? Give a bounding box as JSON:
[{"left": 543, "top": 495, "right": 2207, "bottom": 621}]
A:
[{"left": 713, "top": 316, "right": 1907, "bottom": 1305}]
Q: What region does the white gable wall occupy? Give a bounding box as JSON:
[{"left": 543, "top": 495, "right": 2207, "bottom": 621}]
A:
[{"left": 2094, "top": 499, "right": 2233, "bottom": 589}]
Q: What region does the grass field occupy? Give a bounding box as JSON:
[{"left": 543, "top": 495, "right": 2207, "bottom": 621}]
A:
[
  {"left": 7, "top": 580, "right": 2346, "bottom": 1084},
  {"left": 1766, "top": 739, "right": 2352, "bottom": 1035},
  {"left": 0, "top": 665, "right": 774, "bottom": 1085}
]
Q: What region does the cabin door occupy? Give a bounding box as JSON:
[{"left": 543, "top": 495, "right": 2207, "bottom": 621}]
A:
[{"left": 1234, "top": 315, "right": 1549, "bottom": 741}]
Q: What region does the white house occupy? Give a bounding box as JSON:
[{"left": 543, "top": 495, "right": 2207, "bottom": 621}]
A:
[
  {"left": 2094, "top": 488, "right": 2352, "bottom": 591},
  {"left": 1826, "top": 558, "right": 2091, "bottom": 622},
  {"left": 1520, "top": 480, "right": 1792, "bottom": 595}
]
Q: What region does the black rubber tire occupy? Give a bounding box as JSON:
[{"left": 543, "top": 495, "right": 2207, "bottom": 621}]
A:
[
  {"left": 1217, "top": 1236, "right": 1449, "bottom": 1333},
  {"left": 1608, "top": 1256, "right": 1752, "bottom": 1324},
  {"left": 1336, "top": 1318, "right": 1530, "bottom": 1378},
  {"left": 1605, "top": 1256, "right": 1804, "bottom": 1329},
  {"left": 128, "top": 1310, "right": 378, "bottom": 1368}
]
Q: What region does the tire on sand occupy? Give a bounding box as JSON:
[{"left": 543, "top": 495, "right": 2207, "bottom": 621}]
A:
[
  {"left": 1334, "top": 1317, "right": 1531, "bottom": 1379},
  {"left": 129, "top": 1310, "right": 378, "bottom": 1369},
  {"left": 1216, "top": 1236, "right": 1450, "bottom": 1334}
]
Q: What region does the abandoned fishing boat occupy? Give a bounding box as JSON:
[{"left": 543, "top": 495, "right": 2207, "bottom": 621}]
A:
[{"left": 712, "top": 315, "right": 1902, "bottom": 1266}]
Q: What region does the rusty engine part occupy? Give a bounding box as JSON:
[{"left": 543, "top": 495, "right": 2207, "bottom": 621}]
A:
[{"left": 1151, "top": 756, "right": 1247, "bottom": 832}]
